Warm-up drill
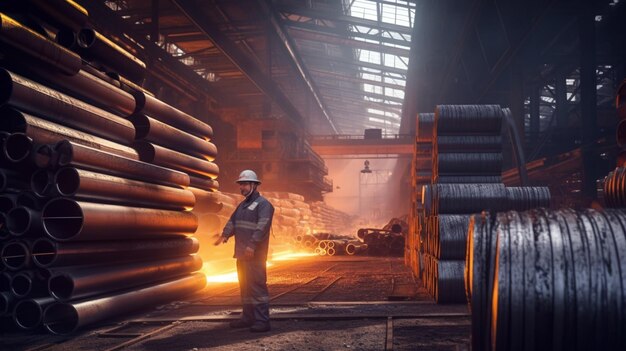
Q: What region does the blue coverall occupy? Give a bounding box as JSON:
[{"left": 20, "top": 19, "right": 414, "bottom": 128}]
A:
[{"left": 221, "top": 190, "right": 274, "bottom": 325}]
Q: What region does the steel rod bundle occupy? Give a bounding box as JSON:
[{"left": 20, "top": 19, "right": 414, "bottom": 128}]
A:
[
  {"left": 0, "top": 68, "right": 135, "bottom": 143},
  {"left": 30, "top": 237, "right": 199, "bottom": 268},
  {"left": 52, "top": 167, "right": 196, "bottom": 210},
  {"left": 38, "top": 140, "right": 190, "bottom": 188},
  {"left": 0, "top": 13, "right": 81, "bottom": 75},
  {"left": 48, "top": 255, "right": 202, "bottom": 301},
  {"left": 466, "top": 209, "right": 626, "bottom": 351},
  {"left": 0, "top": 107, "right": 138, "bottom": 159},
  {"left": 435, "top": 105, "right": 503, "bottom": 135},
  {"left": 43, "top": 272, "right": 206, "bottom": 335},
  {"left": 41, "top": 198, "right": 198, "bottom": 241}
]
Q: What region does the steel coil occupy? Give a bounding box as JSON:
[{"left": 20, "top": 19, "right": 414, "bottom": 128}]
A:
[
  {"left": 435, "top": 105, "right": 503, "bottom": 135},
  {"left": 435, "top": 215, "right": 469, "bottom": 260},
  {"left": 436, "top": 152, "right": 503, "bottom": 176},
  {"left": 603, "top": 167, "right": 626, "bottom": 207},
  {"left": 416, "top": 113, "right": 434, "bottom": 142},
  {"left": 618, "top": 78, "right": 626, "bottom": 120},
  {"left": 422, "top": 183, "right": 508, "bottom": 215},
  {"left": 437, "top": 135, "right": 503, "bottom": 152},
  {"left": 467, "top": 208, "right": 626, "bottom": 351},
  {"left": 437, "top": 175, "right": 502, "bottom": 184},
  {"left": 505, "top": 186, "right": 551, "bottom": 210}
]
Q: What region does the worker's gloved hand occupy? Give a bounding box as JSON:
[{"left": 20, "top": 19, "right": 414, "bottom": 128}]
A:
[
  {"left": 213, "top": 234, "right": 227, "bottom": 246},
  {"left": 244, "top": 246, "right": 255, "bottom": 259}
]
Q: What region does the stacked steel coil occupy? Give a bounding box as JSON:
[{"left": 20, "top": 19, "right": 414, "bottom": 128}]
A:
[
  {"left": 603, "top": 80, "right": 626, "bottom": 205},
  {"left": 466, "top": 209, "right": 626, "bottom": 351},
  {"left": 0, "top": 9, "right": 211, "bottom": 334},
  {"left": 406, "top": 113, "right": 434, "bottom": 277},
  {"left": 413, "top": 105, "right": 551, "bottom": 304}
]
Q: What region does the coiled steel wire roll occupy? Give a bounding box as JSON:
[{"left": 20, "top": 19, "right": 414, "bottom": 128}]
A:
[
  {"left": 437, "top": 175, "right": 502, "bottom": 184},
  {"left": 436, "top": 135, "right": 503, "bottom": 153},
  {"left": 433, "top": 215, "right": 470, "bottom": 260},
  {"left": 416, "top": 113, "right": 434, "bottom": 142},
  {"left": 436, "top": 152, "right": 503, "bottom": 176},
  {"left": 604, "top": 167, "right": 626, "bottom": 207},
  {"left": 466, "top": 208, "right": 626, "bottom": 351},
  {"left": 505, "top": 186, "right": 551, "bottom": 211},
  {"left": 421, "top": 253, "right": 465, "bottom": 304},
  {"left": 435, "top": 105, "right": 503, "bottom": 135},
  {"left": 422, "top": 183, "right": 508, "bottom": 215}
]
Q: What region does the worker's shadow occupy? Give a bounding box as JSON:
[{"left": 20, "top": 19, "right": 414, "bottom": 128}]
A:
[{"left": 139, "top": 318, "right": 384, "bottom": 350}]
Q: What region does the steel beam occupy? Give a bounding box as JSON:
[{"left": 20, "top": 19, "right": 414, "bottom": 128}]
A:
[
  {"left": 277, "top": 5, "right": 412, "bottom": 35},
  {"left": 283, "top": 20, "right": 411, "bottom": 47},
  {"left": 171, "top": 0, "right": 307, "bottom": 127},
  {"left": 256, "top": 0, "right": 338, "bottom": 133}
]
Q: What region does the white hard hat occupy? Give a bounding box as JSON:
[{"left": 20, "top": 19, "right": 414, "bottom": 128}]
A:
[{"left": 236, "top": 169, "right": 261, "bottom": 184}]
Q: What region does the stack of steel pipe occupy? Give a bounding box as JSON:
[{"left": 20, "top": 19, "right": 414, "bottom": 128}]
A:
[
  {"left": 0, "top": 10, "right": 212, "bottom": 334},
  {"left": 466, "top": 209, "right": 626, "bottom": 351},
  {"left": 414, "top": 105, "right": 551, "bottom": 304}
]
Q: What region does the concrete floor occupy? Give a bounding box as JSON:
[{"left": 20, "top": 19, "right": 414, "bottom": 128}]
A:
[{"left": 2, "top": 256, "right": 470, "bottom": 350}]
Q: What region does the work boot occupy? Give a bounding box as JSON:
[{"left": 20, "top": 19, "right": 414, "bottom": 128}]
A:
[
  {"left": 249, "top": 322, "right": 271, "bottom": 333},
  {"left": 229, "top": 320, "right": 253, "bottom": 328}
]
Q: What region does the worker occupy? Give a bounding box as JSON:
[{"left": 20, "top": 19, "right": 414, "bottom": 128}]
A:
[{"left": 214, "top": 169, "right": 275, "bottom": 332}]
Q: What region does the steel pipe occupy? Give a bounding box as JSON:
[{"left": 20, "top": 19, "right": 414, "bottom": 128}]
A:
[
  {"left": 0, "top": 194, "right": 17, "bottom": 213},
  {"left": 133, "top": 92, "right": 214, "bottom": 140},
  {"left": 188, "top": 187, "right": 223, "bottom": 213},
  {"left": 3, "top": 132, "right": 34, "bottom": 163},
  {"left": 49, "top": 255, "right": 202, "bottom": 301},
  {"left": 76, "top": 28, "right": 146, "bottom": 82},
  {"left": 133, "top": 141, "right": 219, "bottom": 179},
  {"left": 1, "top": 239, "right": 30, "bottom": 270},
  {"left": 0, "top": 272, "right": 11, "bottom": 291},
  {"left": 31, "top": 169, "right": 56, "bottom": 197},
  {"left": 0, "top": 107, "right": 138, "bottom": 159},
  {"left": 436, "top": 135, "right": 502, "bottom": 152},
  {"left": 54, "top": 167, "right": 196, "bottom": 210},
  {"left": 42, "top": 198, "right": 198, "bottom": 241},
  {"left": 0, "top": 167, "right": 27, "bottom": 191},
  {"left": 1, "top": 291, "right": 15, "bottom": 315},
  {"left": 16, "top": 191, "right": 48, "bottom": 210},
  {"left": 7, "top": 206, "right": 43, "bottom": 237},
  {"left": 0, "top": 13, "right": 81, "bottom": 75},
  {"left": 13, "top": 296, "right": 55, "bottom": 330},
  {"left": 131, "top": 114, "right": 217, "bottom": 161},
  {"left": 189, "top": 174, "right": 219, "bottom": 192},
  {"left": 39, "top": 140, "right": 190, "bottom": 188},
  {"left": 10, "top": 269, "right": 49, "bottom": 298},
  {"left": 345, "top": 242, "right": 367, "bottom": 256},
  {"left": 43, "top": 272, "right": 206, "bottom": 335},
  {"left": 30, "top": 237, "right": 199, "bottom": 268},
  {"left": 435, "top": 105, "right": 503, "bottom": 135},
  {"left": 0, "top": 69, "right": 135, "bottom": 143},
  {"left": 436, "top": 152, "right": 503, "bottom": 176}
]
